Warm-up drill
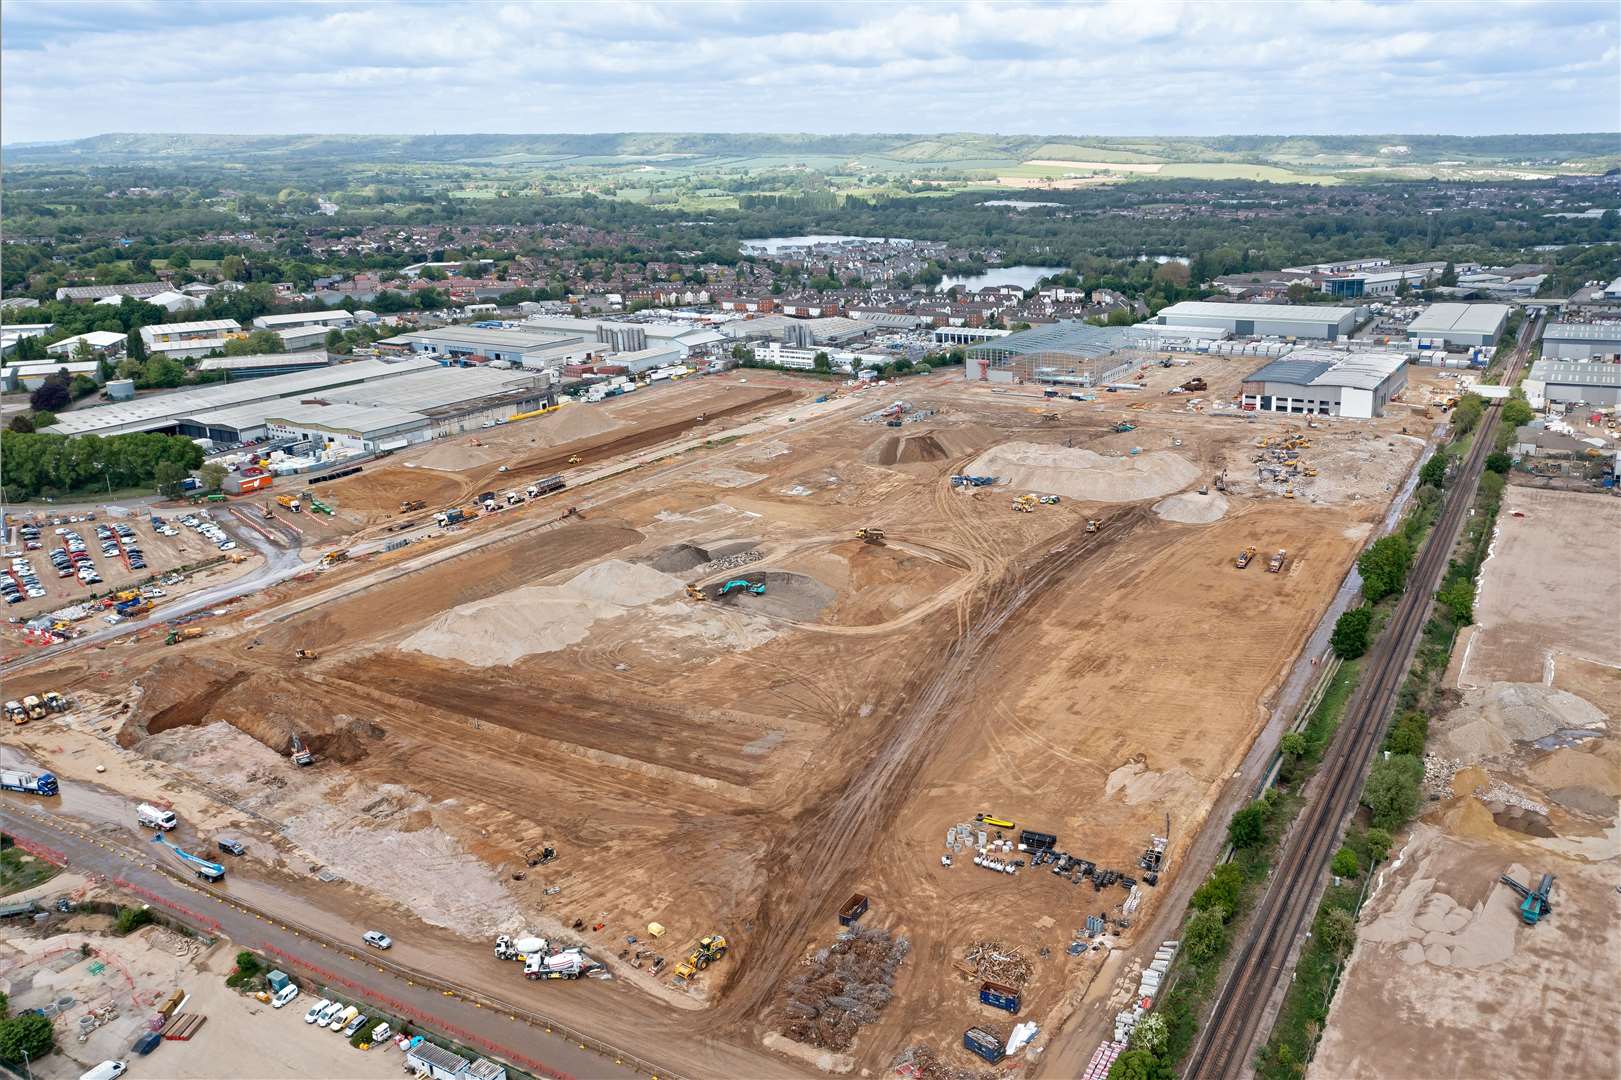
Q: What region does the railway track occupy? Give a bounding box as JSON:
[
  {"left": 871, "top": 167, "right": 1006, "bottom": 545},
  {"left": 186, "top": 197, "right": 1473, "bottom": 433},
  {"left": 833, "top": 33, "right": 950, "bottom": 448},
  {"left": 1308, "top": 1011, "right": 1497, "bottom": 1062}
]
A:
[{"left": 1187, "top": 316, "right": 1540, "bottom": 1080}]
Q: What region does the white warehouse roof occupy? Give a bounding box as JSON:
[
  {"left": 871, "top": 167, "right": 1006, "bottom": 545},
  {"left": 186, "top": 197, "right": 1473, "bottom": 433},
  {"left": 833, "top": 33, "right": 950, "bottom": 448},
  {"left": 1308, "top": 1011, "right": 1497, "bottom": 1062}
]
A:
[
  {"left": 1407, "top": 303, "right": 1512, "bottom": 336},
  {"left": 42, "top": 355, "right": 441, "bottom": 436},
  {"left": 1528, "top": 359, "right": 1621, "bottom": 388},
  {"left": 1155, "top": 301, "right": 1360, "bottom": 326},
  {"left": 1248, "top": 348, "right": 1408, "bottom": 390}
]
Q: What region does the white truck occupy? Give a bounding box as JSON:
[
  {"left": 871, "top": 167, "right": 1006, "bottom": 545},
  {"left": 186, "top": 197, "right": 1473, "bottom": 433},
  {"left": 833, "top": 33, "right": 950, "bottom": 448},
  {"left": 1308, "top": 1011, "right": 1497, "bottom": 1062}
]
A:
[
  {"left": 136, "top": 803, "right": 178, "bottom": 830},
  {"left": 523, "top": 947, "right": 599, "bottom": 980}
]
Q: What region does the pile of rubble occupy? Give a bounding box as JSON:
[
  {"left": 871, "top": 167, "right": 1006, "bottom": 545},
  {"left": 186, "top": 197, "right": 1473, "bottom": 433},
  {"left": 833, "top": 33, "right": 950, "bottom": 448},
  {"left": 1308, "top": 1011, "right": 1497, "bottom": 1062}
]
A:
[
  {"left": 778, "top": 925, "right": 909, "bottom": 1051},
  {"left": 1474, "top": 781, "right": 1549, "bottom": 816},
  {"left": 694, "top": 550, "right": 763, "bottom": 577},
  {"left": 892, "top": 1043, "right": 998, "bottom": 1080},
  {"left": 1423, "top": 753, "right": 1461, "bottom": 798},
  {"left": 961, "top": 941, "right": 1032, "bottom": 988}
]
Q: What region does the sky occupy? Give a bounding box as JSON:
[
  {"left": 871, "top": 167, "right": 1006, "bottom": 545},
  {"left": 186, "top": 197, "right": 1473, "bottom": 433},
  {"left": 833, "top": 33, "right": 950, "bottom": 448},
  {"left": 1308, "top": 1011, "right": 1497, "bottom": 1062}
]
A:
[{"left": 2, "top": 0, "right": 1618, "bottom": 143}]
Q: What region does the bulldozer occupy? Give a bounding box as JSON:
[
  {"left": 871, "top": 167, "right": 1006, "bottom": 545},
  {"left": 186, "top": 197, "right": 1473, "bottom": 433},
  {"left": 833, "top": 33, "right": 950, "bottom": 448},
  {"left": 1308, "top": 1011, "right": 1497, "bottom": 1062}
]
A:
[
  {"left": 568, "top": 455, "right": 583, "bottom": 465},
  {"left": 854, "top": 528, "right": 886, "bottom": 544},
  {"left": 294, "top": 648, "right": 319, "bottom": 661},
  {"left": 672, "top": 934, "right": 728, "bottom": 980},
  {"left": 685, "top": 583, "right": 707, "bottom": 602},
  {"left": 165, "top": 626, "right": 206, "bottom": 646}
]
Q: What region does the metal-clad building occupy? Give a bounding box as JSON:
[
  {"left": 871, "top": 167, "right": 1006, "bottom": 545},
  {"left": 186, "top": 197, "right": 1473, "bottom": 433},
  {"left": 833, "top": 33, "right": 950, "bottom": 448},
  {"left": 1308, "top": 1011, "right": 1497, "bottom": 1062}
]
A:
[
  {"left": 1524, "top": 359, "right": 1621, "bottom": 409},
  {"left": 1540, "top": 322, "right": 1621, "bottom": 361},
  {"left": 964, "top": 320, "right": 1136, "bottom": 385},
  {"left": 1240, "top": 349, "right": 1408, "bottom": 418},
  {"left": 1151, "top": 301, "right": 1360, "bottom": 341},
  {"left": 197, "top": 351, "right": 332, "bottom": 380},
  {"left": 385, "top": 326, "right": 589, "bottom": 367},
  {"left": 1406, "top": 303, "right": 1511, "bottom": 348}
]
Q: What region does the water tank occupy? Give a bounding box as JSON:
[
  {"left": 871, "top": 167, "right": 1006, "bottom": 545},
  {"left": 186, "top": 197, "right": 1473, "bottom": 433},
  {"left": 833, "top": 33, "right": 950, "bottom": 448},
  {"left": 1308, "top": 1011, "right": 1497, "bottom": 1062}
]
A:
[{"left": 107, "top": 378, "right": 136, "bottom": 400}]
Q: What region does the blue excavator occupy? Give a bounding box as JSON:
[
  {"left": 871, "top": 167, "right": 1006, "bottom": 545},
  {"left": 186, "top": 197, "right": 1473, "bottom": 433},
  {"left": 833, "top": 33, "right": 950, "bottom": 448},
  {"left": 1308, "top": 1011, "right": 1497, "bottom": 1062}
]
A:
[
  {"left": 717, "top": 579, "right": 766, "bottom": 597},
  {"left": 1499, "top": 871, "right": 1554, "bottom": 925}
]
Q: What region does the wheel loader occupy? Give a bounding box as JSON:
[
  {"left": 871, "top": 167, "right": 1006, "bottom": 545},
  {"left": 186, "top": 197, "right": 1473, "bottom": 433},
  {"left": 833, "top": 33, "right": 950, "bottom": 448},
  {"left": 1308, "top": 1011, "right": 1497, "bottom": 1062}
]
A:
[
  {"left": 295, "top": 648, "right": 319, "bottom": 661},
  {"left": 672, "top": 934, "right": 728, "bottom": 980}
]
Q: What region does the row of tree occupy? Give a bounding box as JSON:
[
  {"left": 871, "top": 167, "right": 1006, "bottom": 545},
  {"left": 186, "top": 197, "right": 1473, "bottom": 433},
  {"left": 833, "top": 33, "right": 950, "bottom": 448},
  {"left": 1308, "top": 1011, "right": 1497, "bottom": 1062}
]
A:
[{"left": 0, "top": 430, "right": 203, "bottom": 502}]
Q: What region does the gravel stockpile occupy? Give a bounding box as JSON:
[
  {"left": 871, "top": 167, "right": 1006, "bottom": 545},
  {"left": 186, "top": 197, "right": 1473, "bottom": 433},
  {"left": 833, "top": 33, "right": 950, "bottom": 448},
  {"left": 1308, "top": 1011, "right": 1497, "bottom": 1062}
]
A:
[{"left": 965, "top": 443, "right": 1199, "bottom": 502}]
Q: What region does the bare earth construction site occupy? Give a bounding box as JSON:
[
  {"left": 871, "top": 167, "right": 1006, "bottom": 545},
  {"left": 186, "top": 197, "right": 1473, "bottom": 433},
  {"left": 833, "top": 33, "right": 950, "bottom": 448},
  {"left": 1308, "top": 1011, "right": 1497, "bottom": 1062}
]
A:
[{"left": 8, "top": 360, "right": 1428, "bottom": 1074}]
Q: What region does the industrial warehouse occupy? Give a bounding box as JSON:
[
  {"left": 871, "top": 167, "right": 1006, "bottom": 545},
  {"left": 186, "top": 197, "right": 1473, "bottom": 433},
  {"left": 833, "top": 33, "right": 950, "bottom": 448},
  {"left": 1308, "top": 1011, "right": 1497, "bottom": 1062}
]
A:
[
  {"left": 1523, "top": 358, "right": 1621, "bottom": 408},
  {"left": 41, "top": 356, "right": 550, "bottom": 445},
  {"left": 1149, "top": 300, "right": 1362, "bottom": 340},
  {"left": 1539, "top": 321, "right": 1621, "bottom": 360},
  {"left": 1240, "top": 349, "right": 1409, "bottom": 418},
  {"left": 963, "top": 320, "right": 1139, "bottom": 385},
  {"left": 1405, "top": 302, "right": 1513, "bottom": 348}
]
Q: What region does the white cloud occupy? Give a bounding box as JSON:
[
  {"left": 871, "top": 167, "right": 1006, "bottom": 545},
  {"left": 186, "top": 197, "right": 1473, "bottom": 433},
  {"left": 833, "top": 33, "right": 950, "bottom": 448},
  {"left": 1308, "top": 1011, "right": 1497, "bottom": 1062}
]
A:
[{"left": 1, "top": 0, "right": 1615, "bottom": 142}]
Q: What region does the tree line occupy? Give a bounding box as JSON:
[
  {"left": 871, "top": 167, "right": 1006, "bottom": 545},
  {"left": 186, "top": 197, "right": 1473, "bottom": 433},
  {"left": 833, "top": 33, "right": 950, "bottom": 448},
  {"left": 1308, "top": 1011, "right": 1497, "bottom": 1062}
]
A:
[{"left": 0, "top": 430, "right": 203, "bottom": 502}]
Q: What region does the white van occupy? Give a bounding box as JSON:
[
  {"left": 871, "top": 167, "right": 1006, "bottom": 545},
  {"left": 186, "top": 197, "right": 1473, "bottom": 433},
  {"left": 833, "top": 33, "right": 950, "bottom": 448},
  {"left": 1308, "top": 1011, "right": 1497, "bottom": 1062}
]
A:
[
  {"left": 136, "top": 803, "right": 178, "bottom": 830},
  {"left": 80, "top": 1063, "right": 127, "bottom": 1080}
]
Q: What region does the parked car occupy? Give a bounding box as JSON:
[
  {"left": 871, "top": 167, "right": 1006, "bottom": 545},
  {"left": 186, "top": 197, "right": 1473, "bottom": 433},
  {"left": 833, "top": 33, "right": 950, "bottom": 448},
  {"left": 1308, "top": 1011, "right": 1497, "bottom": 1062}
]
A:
[
  {"left": 217, "top": 838, "right": 246, "bottom": 856},
  {"left": 362, "top": 930, "right": 392, "bottom": 950}
]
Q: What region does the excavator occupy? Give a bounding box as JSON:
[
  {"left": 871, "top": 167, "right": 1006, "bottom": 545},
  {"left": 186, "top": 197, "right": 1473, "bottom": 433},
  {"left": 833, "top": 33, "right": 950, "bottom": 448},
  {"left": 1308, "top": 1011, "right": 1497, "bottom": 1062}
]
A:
[
  {"left": 1235, "top": 546, "right": 1257, "bottom": 570},
  {"left": 854, "top": 528, "right": 886, "bottom": 544},
  {"left": 718, "top": 579, "right": 766, "bottom": 597},
  {"left": 1012, "top": 494, "right": 1037, "bottom": 513},
  {"left": 1112, "top": 419, "right": 1136, "bottom": 433},
  {"left": 672, "top": 935, "right": 728, "bottom": 981}
]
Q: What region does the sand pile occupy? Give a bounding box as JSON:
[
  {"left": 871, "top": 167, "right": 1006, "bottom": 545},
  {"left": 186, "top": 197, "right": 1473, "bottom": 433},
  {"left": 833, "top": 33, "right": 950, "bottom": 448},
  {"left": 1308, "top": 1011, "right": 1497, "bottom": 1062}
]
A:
[
  {"left": 531, "top": 404, "right": 624, "bottom": 448},
  {"left": 1153, "top": 490, "right": 1230, "bottom": 524},
  {"left": 867, "top": 423, "right": 1001, "bottom": 472},
  {"left": 411, "top": 441, "right": 507, "bottom": 472},
  {"left": 1431, "top": 683, "right": 1609, "bottom": 762},
  {"left": 402, "top": 560, "right": 685, "bottom": 665},
  {"left": 965, "top": 442, "right": 1199, "bottom": 502}
]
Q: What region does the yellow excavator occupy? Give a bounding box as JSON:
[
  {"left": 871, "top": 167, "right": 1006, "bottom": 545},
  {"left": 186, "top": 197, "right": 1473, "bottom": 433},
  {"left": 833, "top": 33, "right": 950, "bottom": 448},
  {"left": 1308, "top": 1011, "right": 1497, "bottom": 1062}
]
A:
[{"left": 672, "top": 935, "right": 728, "bottom": 981}]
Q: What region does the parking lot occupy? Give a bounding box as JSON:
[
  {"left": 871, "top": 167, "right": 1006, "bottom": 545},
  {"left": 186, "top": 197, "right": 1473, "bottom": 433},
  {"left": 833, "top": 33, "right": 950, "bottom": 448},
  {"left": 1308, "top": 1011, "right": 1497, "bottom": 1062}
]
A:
[{"left": 2, "top": 508, "right": 247, "bottom": 619}]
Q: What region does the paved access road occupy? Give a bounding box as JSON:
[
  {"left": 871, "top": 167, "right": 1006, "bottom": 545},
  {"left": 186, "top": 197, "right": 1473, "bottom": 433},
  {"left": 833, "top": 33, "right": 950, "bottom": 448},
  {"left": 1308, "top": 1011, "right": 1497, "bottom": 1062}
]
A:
[{"left": 0, "top": 801, "right": 643, "bottom": 1080}]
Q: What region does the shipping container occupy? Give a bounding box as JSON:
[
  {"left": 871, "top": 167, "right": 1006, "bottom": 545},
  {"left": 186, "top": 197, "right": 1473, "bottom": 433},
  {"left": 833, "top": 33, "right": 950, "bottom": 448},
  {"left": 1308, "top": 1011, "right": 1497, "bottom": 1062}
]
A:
[{"left": 838, "top": 893, "right": 869, "bottom": 926}]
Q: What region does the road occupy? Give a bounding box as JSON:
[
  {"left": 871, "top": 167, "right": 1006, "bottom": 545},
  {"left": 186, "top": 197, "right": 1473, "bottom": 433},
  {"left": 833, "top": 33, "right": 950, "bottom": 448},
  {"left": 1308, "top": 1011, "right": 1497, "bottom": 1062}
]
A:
[{"left": 1186, "top": 313, "right": 1542, "bottom": 1079}]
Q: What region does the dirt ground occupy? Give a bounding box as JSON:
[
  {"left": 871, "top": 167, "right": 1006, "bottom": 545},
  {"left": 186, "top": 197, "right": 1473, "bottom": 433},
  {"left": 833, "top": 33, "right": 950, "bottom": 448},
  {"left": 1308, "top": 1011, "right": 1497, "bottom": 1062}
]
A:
[
  {"left": 1311, "top": 485, "right": 1621, "bottom": 1080},
  {"left": 8, "top": 362, "right": 1429, "bottom": 1074},
  {"left": 0, "top": 919, "right": 403, "bottom": 1080}
]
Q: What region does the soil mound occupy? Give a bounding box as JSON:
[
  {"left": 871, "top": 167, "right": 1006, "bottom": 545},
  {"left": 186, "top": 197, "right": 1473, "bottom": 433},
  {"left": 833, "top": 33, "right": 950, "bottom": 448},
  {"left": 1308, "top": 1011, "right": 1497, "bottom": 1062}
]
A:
[
  {"left": 1153, "top": 490, "right": 1230, "bottom": 524},
  {"left": 868, "top": 423, "right": 1001, "bottom": 471},
  {"left": 402, "top": 559, "right": 686, "bottom": 665},
  {"left": 649, "top": 543, "right": 711, "bottom": 574},
  {"left": 965, "top": 442, "right": 1199, "bottom": 502}
]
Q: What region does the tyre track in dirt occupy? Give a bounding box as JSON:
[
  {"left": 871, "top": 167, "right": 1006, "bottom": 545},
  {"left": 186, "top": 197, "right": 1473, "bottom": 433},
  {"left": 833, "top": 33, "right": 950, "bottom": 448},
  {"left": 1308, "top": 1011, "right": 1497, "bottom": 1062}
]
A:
[{"left": 710, "top": 501, "right": 1156, "bottom": 1026}]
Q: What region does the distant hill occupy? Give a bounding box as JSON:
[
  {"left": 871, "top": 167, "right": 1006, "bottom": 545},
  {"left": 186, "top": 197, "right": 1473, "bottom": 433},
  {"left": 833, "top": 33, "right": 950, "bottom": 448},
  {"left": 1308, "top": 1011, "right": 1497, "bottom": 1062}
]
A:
[{"left": 5, "top": 132, "right": 1617, "bottom": 170}]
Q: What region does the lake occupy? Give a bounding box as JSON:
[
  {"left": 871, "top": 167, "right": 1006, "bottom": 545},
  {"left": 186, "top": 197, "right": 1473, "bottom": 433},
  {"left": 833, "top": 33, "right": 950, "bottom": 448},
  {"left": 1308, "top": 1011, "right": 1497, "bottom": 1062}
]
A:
[
  {"left": 740, "top": 234, "right": 910, "bottom": 254},
  {"left": 939, "top": 265, "right": 1069, "bottom": 292}
]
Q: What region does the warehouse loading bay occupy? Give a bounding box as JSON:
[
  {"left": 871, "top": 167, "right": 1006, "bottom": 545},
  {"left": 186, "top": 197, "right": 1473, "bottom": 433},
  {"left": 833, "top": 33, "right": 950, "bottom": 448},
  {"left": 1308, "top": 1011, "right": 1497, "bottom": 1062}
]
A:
[{"left": 3, "top": 355, "right": 1433, "bottom": 1075}]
